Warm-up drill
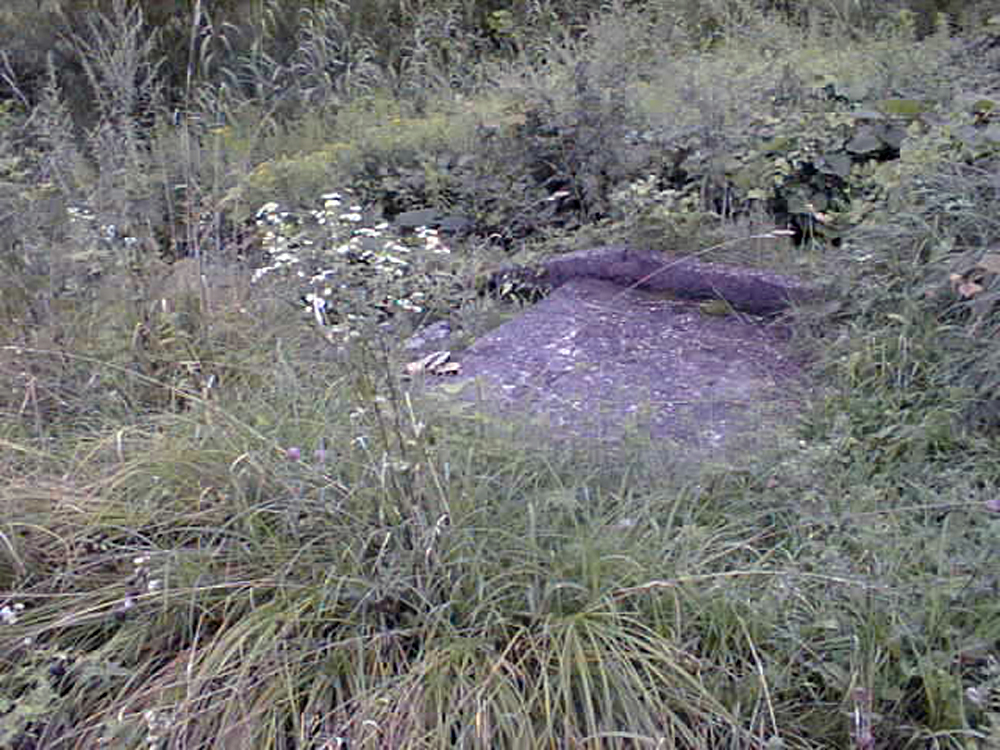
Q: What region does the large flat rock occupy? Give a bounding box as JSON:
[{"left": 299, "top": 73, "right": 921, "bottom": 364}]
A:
[{"left": 436, "top": 271, "right": 811, "bottom": 452}]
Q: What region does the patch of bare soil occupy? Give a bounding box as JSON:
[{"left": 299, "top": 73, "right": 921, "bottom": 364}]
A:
[{"left": 418, "top": 246, "right": 820, "bottom": 455}]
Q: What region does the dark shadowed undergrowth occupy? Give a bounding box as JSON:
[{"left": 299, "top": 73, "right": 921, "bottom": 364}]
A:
[{"left": 3, "top": 1, "right": 1000, "bottom": 748}]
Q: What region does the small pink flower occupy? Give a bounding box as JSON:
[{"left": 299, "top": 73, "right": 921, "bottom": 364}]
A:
[
  {"left": 286, "top": 447, "right": 301, "bottom": 462},
  {"left": 985, "top": 498, "right": 1000, "bottom": 513}
]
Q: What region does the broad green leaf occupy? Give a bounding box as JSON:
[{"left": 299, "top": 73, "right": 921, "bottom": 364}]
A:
[
  {"left": 876, "top": 98, "right": 931, "bottom": 118},
  {"left": 699, "top": 299, "right": 731, "bottom": 316},
  {"left": 762, "top": 136, "right": 793, "bottom": 152}
]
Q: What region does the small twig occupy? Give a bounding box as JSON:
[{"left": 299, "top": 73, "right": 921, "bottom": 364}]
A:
[{"left": 0, "top": 51, "right": 30, "bottom": 109}]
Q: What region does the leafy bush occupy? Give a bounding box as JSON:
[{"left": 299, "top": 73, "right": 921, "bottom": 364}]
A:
[
  {"left": 841, "top": 114, "right": 1000, "bottom": 436},
  {"left": 249, "top": 189, "right": 468, "bottom": 339}
]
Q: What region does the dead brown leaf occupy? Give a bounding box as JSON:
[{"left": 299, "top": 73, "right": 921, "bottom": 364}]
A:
[{"left": 403, "top": 351, "right": 456, "bottom": 377}]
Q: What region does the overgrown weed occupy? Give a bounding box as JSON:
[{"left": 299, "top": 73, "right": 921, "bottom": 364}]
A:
[{"left": 3, "top": 1, "right": 1000, "bottom": 748}]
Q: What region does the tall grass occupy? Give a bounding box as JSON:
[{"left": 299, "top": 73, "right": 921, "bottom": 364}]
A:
[{"left": 3, "top": 0, "right": 1000, "bottom": 748}]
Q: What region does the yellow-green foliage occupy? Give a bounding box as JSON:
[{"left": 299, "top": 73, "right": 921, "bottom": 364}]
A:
[
  {"left": 239, "top": 95, "right": 476, "bottom": 213},
  {"left": 336, "top": 99, "right": 472, "bottom": 164},
  {"left": 240, "top": 144, "right": 358, "bottom": 215}
]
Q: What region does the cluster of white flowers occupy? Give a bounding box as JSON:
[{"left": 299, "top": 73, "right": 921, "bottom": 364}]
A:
[
  {"left": 251, "top": 201, "right": 308, "bottom": 282},
  {"left": 1, "top": 601, "right": 24, "bottom": 625},
  {"left": 62, "top": 188, "right": 459, "bottom": 337},
  {"left": 251, "top": 190, "right": 454, "bottom": 334},
  {"left": 66, "top": 206, "right": 140, "bottom": 249},
  {"left": 132, "top": 554, "right": 162, "bottom": 594},
  {"left": 67, "top": 205, "right": 96, "bottom": 223},
  {"left": 142, "top": 707, "right": 174, "bottom": 747}
]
